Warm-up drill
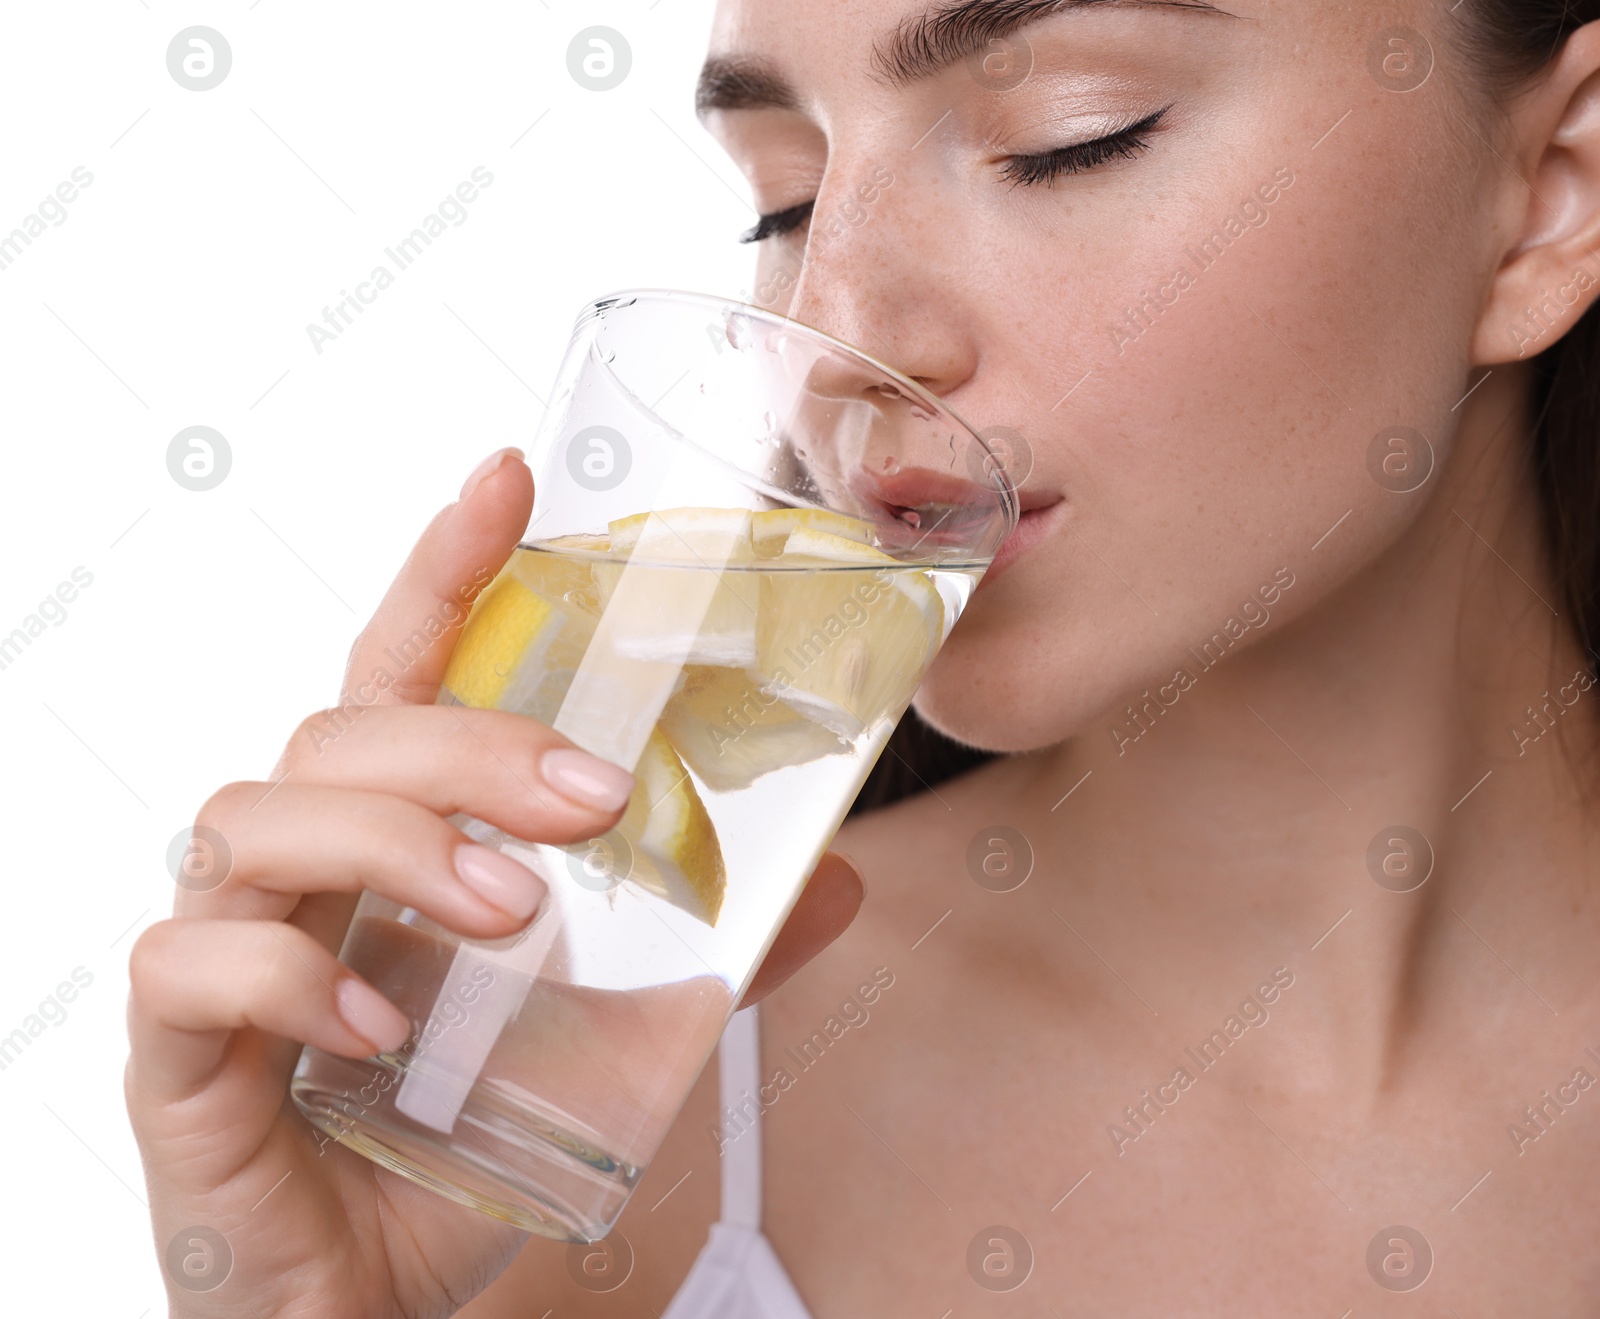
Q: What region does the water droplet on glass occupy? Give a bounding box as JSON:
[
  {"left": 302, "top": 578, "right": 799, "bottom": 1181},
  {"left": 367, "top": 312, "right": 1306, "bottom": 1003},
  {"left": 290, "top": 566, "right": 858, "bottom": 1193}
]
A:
[
  {"left": 902, "top": 510, "right": 922, "bottom": 529},
  {"left": 880, "top": 455, "right": 900, "bottom": 475},
  {"left": 726, "top": 315, "right": 753, "bottom": 351}
]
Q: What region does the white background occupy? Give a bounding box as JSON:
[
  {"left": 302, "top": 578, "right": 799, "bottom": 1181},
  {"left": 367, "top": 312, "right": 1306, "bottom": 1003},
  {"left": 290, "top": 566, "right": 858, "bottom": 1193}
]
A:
[{"left": 0, "top": 3, "right": 748, "bottom": 1310}]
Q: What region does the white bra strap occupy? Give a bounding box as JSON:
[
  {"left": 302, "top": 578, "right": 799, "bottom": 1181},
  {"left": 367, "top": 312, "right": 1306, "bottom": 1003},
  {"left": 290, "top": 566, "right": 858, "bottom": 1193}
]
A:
[{"left": 717, "top": 1002, "right": 764, "bottom": 1229}]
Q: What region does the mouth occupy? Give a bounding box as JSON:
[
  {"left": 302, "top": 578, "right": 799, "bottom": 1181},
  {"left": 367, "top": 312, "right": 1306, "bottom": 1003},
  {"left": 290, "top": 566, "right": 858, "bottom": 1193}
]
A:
[
  {"left": 849, "top": 465, "right": 1052, "bottom": 557},
  {"left": 976, "top": 496, "right": 1066, "bottom": 589}
]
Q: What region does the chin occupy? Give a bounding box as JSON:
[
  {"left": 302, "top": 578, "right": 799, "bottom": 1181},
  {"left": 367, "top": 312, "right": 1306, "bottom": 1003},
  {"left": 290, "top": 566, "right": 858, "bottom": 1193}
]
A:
[{"left": 908, "top": 643, "right": 1073, "bottom": 755}]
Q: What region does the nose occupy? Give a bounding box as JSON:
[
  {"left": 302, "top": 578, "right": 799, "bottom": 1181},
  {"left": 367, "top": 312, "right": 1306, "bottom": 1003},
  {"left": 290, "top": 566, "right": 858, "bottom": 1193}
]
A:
[{"left": 783, "top": 158, "right": 979, "bottom": 401}]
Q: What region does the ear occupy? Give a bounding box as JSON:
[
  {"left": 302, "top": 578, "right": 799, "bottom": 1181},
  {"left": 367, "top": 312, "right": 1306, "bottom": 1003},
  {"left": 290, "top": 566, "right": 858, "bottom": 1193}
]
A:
[{"left": 1473, "top": 21, "right": 1600, "bottom": 365}]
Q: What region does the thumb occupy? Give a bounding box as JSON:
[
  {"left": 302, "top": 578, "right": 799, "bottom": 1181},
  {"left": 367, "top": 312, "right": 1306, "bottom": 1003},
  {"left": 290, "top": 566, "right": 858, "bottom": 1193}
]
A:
[
  {"left": 738, "top": 851, "right": 865, "bottom": 1008},
  {"left": 342, "top": 448, "right": 534, "bottom": 707}
]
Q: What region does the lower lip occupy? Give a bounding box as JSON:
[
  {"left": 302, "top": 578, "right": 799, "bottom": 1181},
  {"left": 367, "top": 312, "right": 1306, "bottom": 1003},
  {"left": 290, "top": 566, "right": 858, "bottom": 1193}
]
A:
[{"left": 978, "top": 502, "right": 1065, "bottom": 588}]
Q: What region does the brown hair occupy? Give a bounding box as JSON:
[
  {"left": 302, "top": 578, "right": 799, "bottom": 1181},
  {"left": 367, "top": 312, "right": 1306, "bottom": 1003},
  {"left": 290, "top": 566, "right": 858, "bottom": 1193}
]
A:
[{"left": 849, "top": 4, "right": 1600, "bottom": 819}]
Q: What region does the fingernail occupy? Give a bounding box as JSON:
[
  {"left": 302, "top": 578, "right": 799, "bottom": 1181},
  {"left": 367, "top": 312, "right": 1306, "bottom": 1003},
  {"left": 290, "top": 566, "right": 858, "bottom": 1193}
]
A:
[
  {"left": 455, "top": 842, "right": 547, "bottom": 921},
  {"left": 541, "top": 747, "right": 636, "bottom": 813},
  {"left": 459, "top": 447, "right": 525, "bottom": 501},
  {"left": 335, "top": 978, "right": 412, "bottom": 1054}
]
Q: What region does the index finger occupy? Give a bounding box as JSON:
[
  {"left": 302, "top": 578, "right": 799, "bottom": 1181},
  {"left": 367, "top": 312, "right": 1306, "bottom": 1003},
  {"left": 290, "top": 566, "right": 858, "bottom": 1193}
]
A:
[{"left": 343, "top": 447, "right": 534, "bottom": 708}]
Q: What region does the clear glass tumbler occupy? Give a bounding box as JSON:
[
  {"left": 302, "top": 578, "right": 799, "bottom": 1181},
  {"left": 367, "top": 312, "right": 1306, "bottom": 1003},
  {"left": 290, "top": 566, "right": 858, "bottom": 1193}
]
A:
[{"left": 291, "top": 289, "right": 1017, "bottom": 1242}]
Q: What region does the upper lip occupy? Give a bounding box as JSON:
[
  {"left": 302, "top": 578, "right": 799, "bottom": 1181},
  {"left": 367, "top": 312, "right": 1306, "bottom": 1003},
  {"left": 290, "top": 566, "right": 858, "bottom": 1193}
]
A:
[
  {"left": 857, "top": 467, "right": 990, "bottom": 511},
  {"left": 854, "top": 466, "right": 1061, "bottom": 518},
  {"left": 1015, "top": 492, "right": 1063, "bottom": 515}
]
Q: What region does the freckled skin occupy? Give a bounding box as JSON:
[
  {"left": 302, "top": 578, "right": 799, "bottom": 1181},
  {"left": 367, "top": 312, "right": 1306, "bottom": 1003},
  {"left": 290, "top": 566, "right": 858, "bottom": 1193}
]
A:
[{"left": 465, "top": 3, "right": 1600, "bottom": 1315}]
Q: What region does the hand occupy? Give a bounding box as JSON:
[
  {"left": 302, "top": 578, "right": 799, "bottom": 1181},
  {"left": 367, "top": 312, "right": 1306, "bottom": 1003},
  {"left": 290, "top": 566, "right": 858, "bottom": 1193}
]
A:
[{"left": 125, "top": 449, "right": 864, "bottom": 1317}]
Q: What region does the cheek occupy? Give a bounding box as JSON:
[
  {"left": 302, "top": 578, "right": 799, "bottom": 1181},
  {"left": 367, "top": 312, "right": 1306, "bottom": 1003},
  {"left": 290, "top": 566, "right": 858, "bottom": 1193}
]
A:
[{"left": 919, "top": 89, "right": 1482, "bottom": 749}]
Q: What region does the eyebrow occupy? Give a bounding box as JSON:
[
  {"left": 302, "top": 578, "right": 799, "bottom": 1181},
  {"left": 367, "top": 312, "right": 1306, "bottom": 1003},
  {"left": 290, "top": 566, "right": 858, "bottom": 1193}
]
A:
[
  {"left": 696, "top": 57, "right": 802, "bottom": 116},
  {"left": 696, "top": 0, "right": 1225, "bottom": 114}
]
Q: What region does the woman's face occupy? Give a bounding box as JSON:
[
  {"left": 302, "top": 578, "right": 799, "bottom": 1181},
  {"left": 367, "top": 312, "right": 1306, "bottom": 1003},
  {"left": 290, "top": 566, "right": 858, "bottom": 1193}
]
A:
[{"left": 701, "top": 0, "right": 1509, "bottom": 751}]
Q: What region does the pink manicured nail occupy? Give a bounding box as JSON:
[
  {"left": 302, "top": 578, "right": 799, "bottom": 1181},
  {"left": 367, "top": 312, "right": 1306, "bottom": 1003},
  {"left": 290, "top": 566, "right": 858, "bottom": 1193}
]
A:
[
  {"left": 459, "top": 447, "right": 525, "bottom": 500},
  {"left": 335, "top": 978, "right": 412, "bottom": 1054},
  {"left": 541, "top": 747, "right": 636, "bottom": 812},
  {"left": 454, "top": 842, "right": 547, "bottom": 921}
]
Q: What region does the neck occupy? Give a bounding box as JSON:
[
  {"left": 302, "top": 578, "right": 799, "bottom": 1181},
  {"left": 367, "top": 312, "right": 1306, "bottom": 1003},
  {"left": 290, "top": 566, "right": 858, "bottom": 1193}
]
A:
[{"left": 994, "top": 364, "right": 1600, "bottom": 1106}]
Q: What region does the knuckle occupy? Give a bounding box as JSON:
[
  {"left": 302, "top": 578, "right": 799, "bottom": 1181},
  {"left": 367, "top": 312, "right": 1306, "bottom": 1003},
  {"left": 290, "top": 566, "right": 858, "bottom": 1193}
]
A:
[
  {"left": 286, "top": 706, "right": 358, "bottom": 767},
  {"left": 127, "top": 920, "right": 179, "bottom": 994},
  {"left": 249, "top": 924, "right": 320, "bottom": 1007},
  {"left": 194, "top": 780, "right": 255, "bottom": 832}
]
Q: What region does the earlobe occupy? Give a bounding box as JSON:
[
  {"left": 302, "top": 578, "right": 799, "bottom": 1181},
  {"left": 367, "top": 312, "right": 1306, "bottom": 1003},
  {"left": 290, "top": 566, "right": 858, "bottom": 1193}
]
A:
[{"left": 1472, "top": 23, "right": 1600, "bottom": 365}]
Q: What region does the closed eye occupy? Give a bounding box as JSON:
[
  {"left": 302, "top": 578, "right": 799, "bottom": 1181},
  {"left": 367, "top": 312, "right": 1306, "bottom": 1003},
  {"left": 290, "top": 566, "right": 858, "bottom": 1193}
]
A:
[
  {"left": 1001, "top": 105, "right": 1171, "bottom": 188},
  {"left": 739, "top": 199, "right": 815, "bottom": 244}
]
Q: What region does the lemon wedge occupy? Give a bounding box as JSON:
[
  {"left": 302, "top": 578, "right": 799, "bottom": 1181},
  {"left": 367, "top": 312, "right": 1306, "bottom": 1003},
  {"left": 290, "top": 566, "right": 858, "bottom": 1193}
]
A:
[
  {"left": 593, "top": 508, "right": 760, "bottom": 668},
  {"left": 657, "top": 664, "right": 847, "bottom": 792},
  {"left": 750, "top": 508, "right": 878, "bottom": 558},
  {"left": 442, "top": 573, "right": 562, "bottom": 710},
  {"left": 614, "top": 727, "right": 727, "bottom": 925},
  {"left": 607, "top": 507, "right": 755, "bottom": 562},
  {"left": 443, "top": 553, "right": 601, "bottom": 721},
  {"left": 754, "top": 531, "right": 944, "bottom": 739}
]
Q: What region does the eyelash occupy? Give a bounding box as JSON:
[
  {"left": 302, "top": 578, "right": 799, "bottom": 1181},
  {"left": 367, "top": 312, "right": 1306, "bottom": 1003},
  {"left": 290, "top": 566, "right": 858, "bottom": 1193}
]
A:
[
  {"left": 739, "top": 200, "right": 814, "bottom": 244},
  {"left": 1000, "top": 105, "right": 1171, "bottom": 188},
  {"left": 736, "top": 105, "right": 1171, "bottom": 242}
]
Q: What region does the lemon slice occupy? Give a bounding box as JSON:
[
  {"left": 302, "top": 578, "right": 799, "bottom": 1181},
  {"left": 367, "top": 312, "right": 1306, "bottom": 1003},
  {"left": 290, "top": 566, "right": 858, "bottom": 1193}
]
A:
[
  {"left": 507, "top": 545, "right": 605, "bottom": 620},
  {"left": 657, "top": 665, "right": 847, "bottom": 792},
  {"left": 755, "top": 532, "right": 944, "bottom": 739},
  {"left": 443, "top": 553, "right": 601, "bottom": 721},
  {"left": 750, "top": 508, "right": 878, "bottom": 558},
  {"left": 614, "top": 727, "right": 727, "bottom": 925},
  {"left": 537, "top": 531, "right": 611, "bottom": 559},
  {"left": 608, "top": 507, "right": 755, "bottom": 563},
  {"left": 442, "top": 573, "right": 562, "bottom": 709},
  {"left": 593, "top": 508, "right": 760, "bottom": 668}
]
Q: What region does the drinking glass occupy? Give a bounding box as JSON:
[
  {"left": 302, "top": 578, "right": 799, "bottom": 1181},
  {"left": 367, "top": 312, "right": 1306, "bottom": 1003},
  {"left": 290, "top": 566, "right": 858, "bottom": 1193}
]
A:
[{"left": 291, "top": 289, "right": 1017, "bottom": 1242}]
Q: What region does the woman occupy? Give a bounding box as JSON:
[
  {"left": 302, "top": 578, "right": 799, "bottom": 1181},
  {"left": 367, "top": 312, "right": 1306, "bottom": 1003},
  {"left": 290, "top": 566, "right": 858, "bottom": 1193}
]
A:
[{"left": 129, "top": 0, "right": 1600, "bottom": 1312}]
